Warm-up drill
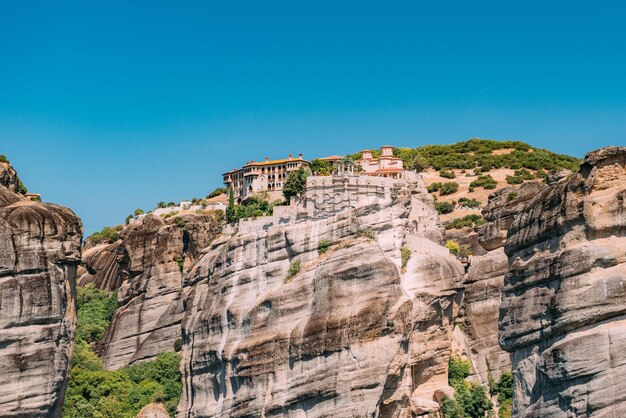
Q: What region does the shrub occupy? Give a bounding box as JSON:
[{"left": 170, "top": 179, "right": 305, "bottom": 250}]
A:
[
  {"left": 207, "top": 187, "right": 226, "bottom": 198},
  {"left": 17, "top": 179, "right": 27, "bottom": 194},
  {"left": 442, "top": 397, "right": 463, "bottom": 418},
  {"left": 174, "top": 256, "right": 185, "bottom": 273},
  {"left": 445, "top": 214, "right": 486, "bottom": 230},
  {"left": 498, "top": 399, "right": 512, "bottom": 418},
  {"left": 173, "top": 338, "right": 183, "bottom": 352},
  {"left": 157, "top": 201, "right": 166, "bottom": 208},
  {"left": 409, "top": 154, "right": 429, "bottom": 173},
  {"left": 0, "top": 154, "right": 8, "bottom": 163},
  {"left": 286, "top": 259, "right": 302, "bottom": 281},
  {"left": 401, "top": 246, "right": 411, "bottom": 269},
  {"left": 317, "top": 239, "right": 330, "bottom": 255},
  {"left": 439, "top": 182, "right": 459, "bottom": 196},
  {"left": 458, "top": 197, "right": 481, "bottom": 208},
  {"left": 134, "top": 208, "right": 144, "bottom": 216},
  {"left": 356, "top": 227, "right": 376, "bottom": 240},
  {"left": 448, "top": 356, "right": 471, "bottom": 384},
  {"left": 435, "top": 201, "right": 455, "bottom": 214},
  {"left": 427, "top": 182, "right": 442, "bottom": 193},
  {"left": 505, "top": 175, "right": 523, "bottom": 185},
  {"left": 445, "top": 240, "right": 461, "bottom": 255},
  {"left": 507, "top": 191, "right": 518, "bottom": 201},
  {"left": 173, "top": 216, "right": 186, "bottom": 228},
  {"left": 87, "top": 226, "right": 122, "bottom": 245},
  {"left": 514, "top": 168, "right": 535, "bottom": 180},
  {"left": 470, "top": 175, "right": 497, "bottom": 190},
  {"left": 439, "top": 169, "right": 456, "bottom": 179}
]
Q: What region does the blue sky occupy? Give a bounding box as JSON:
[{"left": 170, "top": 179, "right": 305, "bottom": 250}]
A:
[{"left": 1, "top": 1, "right": 625, "bottom": 235}]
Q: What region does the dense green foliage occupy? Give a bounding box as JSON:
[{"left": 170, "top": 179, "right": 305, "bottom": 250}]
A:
[
  {"left": 207, "top": 187, "right": 226, "bottom": 198},
  {"left": 445, "top": 214, "right": 486, "bottom": 230},
  {"left": 64, "top": 285, "right": 182, "bottom": 418},
  {"left": 443, "top": 356, "right": 493, "bottom": 418},
  {"left": 283, "top": 167, "right": 310, "bottom": 202},
  {"left": 310, "top": 158, "right": 333, "bottom": 175},
  {"left": 427, "top": 182, "right": 443, "bottom": 193},
  {"left": 440, "top": 169, "right": 456, "bottom": 179},
  {"left": 435, "top": 201, "right": 455, "bottom": 214},
  {"left": 227, "top": 193, "right": 276, "bottom": 223},
  {"left": 490, "top": 372, "right": 513, "bottom": 404},
  {"left": 439, "top": 182, "right": 459, "bottom": 196},
  {"left": 458, "top": 197, "right": 481, "bottom": 208},
  {"left": 0, "top": 154, "right": 8, "bottom": 163},
  {"left": 317, "top": 239, "right": 330, "bottom": 254},
  {"left": 17, "top": 178, "right": 28, "bottom": 194},
  {"left": 75, "top": 285, "right": 118, "bottom": 343},
  {"left": 469, "top": 175, "right": 497, "bottom": 191},
  {"left": 388, "top": 139, "right": 580, "bottom": 173},
  {"left": 507, "top": 191, "right": 518, "bottom": 201},
  {"left": 87, "top": 226, "right": 122, "bottom": 245}
]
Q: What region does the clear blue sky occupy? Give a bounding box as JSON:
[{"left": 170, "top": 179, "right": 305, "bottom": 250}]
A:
[{"left": 1, "top": 1, "right": 625, "bottom": 235}]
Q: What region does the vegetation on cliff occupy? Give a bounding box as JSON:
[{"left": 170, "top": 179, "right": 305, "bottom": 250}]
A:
[
  {"left": 63, "top": 285, "right": 182, "bottom": 417},
  {"left": 442, "top": 356, "right": 493, "bottom": 418}
]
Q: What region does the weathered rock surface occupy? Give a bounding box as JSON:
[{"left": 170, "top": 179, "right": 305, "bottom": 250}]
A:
[
  {"left": 0, "top": 161, "right": 20, "bottom": 194},
  {"left": 457, "top": 182, "right": 543, "bottom": 384},
  {"left": 178, "top": 179, "right": 464, "bottom": 417},
  {"left": 88, "top": 213, "right": 221, "bottom": 370},
  {"left": 0, "top": 166, "right": 82, "bottom": 417},
  {"left": 499, "top": 147, "right": 626, "bottom": 417}
]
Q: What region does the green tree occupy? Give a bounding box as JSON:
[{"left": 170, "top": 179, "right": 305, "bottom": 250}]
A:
[
  {"left": 134, "top": 208, "right": 144, "bottom": 216},
  {"left": 157, "top": 202, "right": 166, "bottom": 208},
  {"left": 283, "top": 167, "right": 309, "bottom": 203},
  {"left": 226, "top": 187, "right": 237, "bottom": 223},
  {"left": 310, "top": 159, "right": 332, "bottom": 175},
  {"left": 409, "top": 154, "right": 429, "bottom": 173}
]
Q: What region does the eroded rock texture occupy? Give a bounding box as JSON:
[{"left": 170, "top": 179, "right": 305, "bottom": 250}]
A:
[
  {"left": 178, "top": 180, "right": 464, "bottom": 417},
  {"left": 83, "top": 214, "right": 221, "bottom": 370},
  {"left": 459, "top": 182, "right": 543, "bottom": 384},
  {"left": 499, "top": 146, "right": 626, "bottom": 417},
  {"left": 0, "top": 167, "right": 82, "bottom": 417}
]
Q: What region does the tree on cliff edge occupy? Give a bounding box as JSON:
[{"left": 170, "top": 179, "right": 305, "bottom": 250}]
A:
[
  {"left": 226, "top": 186, "right": 237, "bottom": 223},
  {"left": 283, "top": 167, "right": 309, "bottom": 204}
]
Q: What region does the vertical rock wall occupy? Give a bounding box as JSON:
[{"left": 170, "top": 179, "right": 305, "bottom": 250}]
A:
[
  {"left": 499, "top": 147, "right": 626, "bottom": 417},
  {"left": 0, "top": 170, "right": 82, "bottom": 417}
]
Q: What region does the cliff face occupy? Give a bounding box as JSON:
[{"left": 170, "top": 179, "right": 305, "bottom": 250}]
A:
[
  {"left": 0, "top": 166, "right": 82, "bottom": 417},
  {"left": 177, "top": 180, "right": 465, "bottom": 417},
  {"left": 459, "top": 182, "right": 544, "bottom": 384},
  {"left": 80, "top": 213, "right": 221, "bottom": 370},
  {"left": 499, "top": 147, "right": 626, "bottom": 417}
]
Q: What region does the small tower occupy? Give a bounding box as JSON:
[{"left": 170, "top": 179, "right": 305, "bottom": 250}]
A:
[
  {"left": 361, "top": 150, "right": 373, "bottom": 160},
  {"left": 381, "top": 145, "right": 393, "bottom": 157}
]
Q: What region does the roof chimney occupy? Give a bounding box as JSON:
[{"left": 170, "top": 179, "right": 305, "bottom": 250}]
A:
[
  {"left": 265, "top": 157, "right": 269, "bottom": 162},
  {"left": 288, "top": 154, "right": 293, "bottom": 159},
  {"left": 298, "top": 153, "right": 303, "bottom": 159}
]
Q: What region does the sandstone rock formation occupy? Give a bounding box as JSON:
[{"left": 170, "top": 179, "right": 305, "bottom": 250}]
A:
[
  {"left": 177, "top": 178, "right": 465, "bottom": 417},
  {"left": 81, "top": 213, "right": 221, "bottom": 370},
  {"left": 499, "top": 146, "right": 626, "bottom": 417},
  {"left": 458, "top": 182, "right": 543, "bottom": 384},
  {"left": 0, "top": 165, "right": 82, "bottom": 417}
]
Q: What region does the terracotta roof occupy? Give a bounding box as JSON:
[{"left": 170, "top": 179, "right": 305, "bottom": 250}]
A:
[
  {"left": 319, "top": 155, "right": 343, "bottom": 161},
  {"left": 376, "top": 167, "right": 404, "bottom": 172},
  {"left": 244, "top": 158, "right": 309, "bottom": 167}
]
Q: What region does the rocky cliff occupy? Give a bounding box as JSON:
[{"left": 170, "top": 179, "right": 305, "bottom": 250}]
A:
[
  {"left": 458, "top": 181, "right": 544, "bottom": 385},
  {"left": 176, "top": 179, "right": 467, "bottom": 417},
  {"left": 0, "top": 164, "right": 82, "bottom": 417},
  {"left": 499, "top": 146, "right": 626, "bottom": 417},
  {"left": 80, "top": 213, "right": 221, "bottom": 370}
]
